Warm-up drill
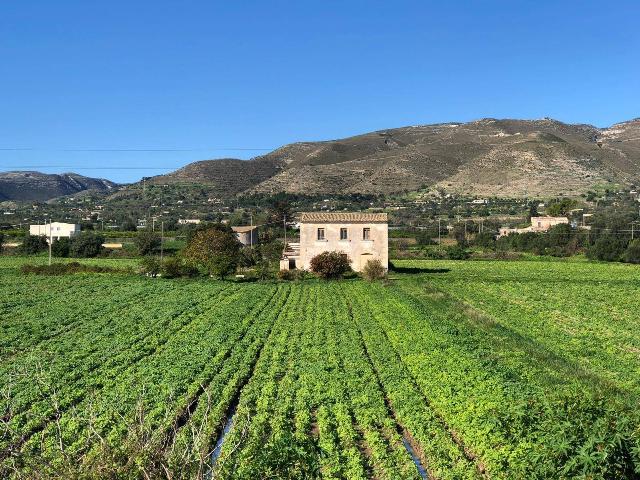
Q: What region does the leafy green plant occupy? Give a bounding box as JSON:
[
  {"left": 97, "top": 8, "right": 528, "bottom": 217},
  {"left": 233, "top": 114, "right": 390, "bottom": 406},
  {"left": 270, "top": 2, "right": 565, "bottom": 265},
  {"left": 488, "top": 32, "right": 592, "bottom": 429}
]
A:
[
  {"left": 309, "top": 251, "right": 352, "bottom": 279},
  {"left": 361, "top": 258, "right": 386, "bottom": 281}
]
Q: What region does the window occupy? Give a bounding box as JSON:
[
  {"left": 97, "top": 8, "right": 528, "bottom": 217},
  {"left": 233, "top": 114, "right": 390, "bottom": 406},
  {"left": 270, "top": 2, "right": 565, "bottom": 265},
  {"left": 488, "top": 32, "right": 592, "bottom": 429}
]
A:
[
  {"left": 317, "top": 228, "right": 325, "bottom": 241},
  {"left": 363, "top": 227, "right": 371, "bottom": 240},
  {"left": 340, "top": 227, "right": 348, "bottom": 240}
]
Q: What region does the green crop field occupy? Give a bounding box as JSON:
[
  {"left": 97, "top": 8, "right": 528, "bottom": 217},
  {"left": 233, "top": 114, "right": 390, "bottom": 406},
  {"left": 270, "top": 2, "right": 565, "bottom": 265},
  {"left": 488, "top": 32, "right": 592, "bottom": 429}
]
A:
[{"left": 1, "top": 258, "right": 639, "bottom": 479}]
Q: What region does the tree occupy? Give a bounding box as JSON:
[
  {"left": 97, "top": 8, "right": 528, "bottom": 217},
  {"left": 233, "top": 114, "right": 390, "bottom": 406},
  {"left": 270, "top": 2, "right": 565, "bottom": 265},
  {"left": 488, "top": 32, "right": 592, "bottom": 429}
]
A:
[
  {"left": 121, "top": 218, "right": 137, "bottom": 232},
  {"left": 624, "top": 239, "right": 640, "bottom": 264},
  {"left": 452, "top": 223, "right": 468, "bottom": 247},
  {"left": 51, "top": 237, "right": 70, "bottom": 257},
  {"left": 182, "top": 228, "right": 241, "bottom": 279},
  {"left": 267, "top": 198, "right": 291, "bottom": 224},
  {"left": 134, "top": 230, "right": 161, "bottom": 256},
  {"left": 20, "top": 235, "right": 48, "bottom": 254},
  {"left": 310, "top": 251, "right": 351, "bottom": 279},
  {"left": 70, "top": 232, "right": 105, "bottom": 258},
  {"left": 587, "top": 234, "right": 627, "bottom": 262},
  {"left": 474, "top": 232, "right": 497, "bottom": 249},
  {"left": 0, "top": 233, "right": 4, "bottom": 253}
]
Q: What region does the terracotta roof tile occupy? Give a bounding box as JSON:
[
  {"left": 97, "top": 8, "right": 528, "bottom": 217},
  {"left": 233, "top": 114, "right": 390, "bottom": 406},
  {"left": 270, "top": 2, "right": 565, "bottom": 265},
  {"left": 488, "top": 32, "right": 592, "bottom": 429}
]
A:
[
  {"left": 231, "top": 226, "right": 257, "bottom": 233},
  {"left": 299, "top": 212, "right": 387, "bottom": 223}
]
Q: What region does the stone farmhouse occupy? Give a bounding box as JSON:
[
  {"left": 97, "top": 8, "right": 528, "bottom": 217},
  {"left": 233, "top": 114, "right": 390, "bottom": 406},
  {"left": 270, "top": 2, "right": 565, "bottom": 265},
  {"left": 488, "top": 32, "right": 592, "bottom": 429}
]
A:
[
  {"left": 498, "top": 216, "right": 569, "bottom": 237},
  {"left": 29, "top": 222, "right": 80, "bottom": 242},
  {"left": 280, "top": 212, "right": 388, "bottom": 272}
]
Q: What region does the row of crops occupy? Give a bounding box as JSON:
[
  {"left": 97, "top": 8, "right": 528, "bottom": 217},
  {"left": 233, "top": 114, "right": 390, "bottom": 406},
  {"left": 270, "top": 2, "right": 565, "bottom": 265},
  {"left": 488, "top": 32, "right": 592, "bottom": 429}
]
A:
[{"left": 2, "top": 258, "right": 640, "bottom": 478}]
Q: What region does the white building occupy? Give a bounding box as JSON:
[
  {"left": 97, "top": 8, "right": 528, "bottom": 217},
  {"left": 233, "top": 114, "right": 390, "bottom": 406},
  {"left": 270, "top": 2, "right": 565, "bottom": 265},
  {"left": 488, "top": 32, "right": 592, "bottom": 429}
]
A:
[
  {"left": 231, "top": 226, "right": 258, "bottom": 247},
  {"left": 281, "top": 212, "right": 388, "bottom": 272},
  {"left": 29, "top": 222, "right": 80, "bottom": 241},
  {"left": 178, "top": 218, "right": 201, "bottom": 225},
  {"left": 498, "top": 216, "right": 569, "bottom": 237}
]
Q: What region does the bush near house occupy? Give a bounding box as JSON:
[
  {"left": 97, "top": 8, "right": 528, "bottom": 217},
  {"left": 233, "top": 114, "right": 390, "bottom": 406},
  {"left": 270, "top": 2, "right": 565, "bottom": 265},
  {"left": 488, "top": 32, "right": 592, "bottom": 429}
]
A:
[
  {"left": 51, "top": 238, "right": 70, "bottom": 257},
  {"left": 361, "top": 258, "right": 386, "bottom": 281},
  {"left": 309, "top": 251, "right": 352, "bottom": 279}
]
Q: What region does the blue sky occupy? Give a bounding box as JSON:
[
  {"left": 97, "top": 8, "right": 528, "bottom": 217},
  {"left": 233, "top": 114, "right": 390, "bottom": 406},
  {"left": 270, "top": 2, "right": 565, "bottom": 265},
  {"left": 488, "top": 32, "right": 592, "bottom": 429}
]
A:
[{"left": 1, "top": 1, "right": 638, "bottom": 183}]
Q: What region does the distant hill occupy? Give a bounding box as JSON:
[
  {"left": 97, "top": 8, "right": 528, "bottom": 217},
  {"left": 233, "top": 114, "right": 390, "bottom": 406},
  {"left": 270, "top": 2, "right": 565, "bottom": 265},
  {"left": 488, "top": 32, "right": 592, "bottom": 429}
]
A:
[
  {"left": 0, "top": 171, "right": 118, "bottom": 202},
  {"left": 144, "top": 117, "right": 640, "bottom": 198}
]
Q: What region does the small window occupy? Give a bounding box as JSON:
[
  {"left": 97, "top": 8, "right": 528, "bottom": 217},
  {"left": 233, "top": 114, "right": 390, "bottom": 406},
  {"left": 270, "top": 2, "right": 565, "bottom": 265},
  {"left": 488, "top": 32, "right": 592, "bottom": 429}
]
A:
[
  {"left": 317, "top": 228, "right": 325, "bottom": 241},
  {"left": 340, "top": 227, "right": 348, "bottom": 240},
  {"left": 363, "top": 227, "right": 371, "bottom": 240}
]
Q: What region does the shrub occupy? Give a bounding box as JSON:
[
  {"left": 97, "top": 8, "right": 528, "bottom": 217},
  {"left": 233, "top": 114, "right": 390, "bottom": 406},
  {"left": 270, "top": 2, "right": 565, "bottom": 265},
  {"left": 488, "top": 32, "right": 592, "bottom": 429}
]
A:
[
  {"left": 182, "top": 227, "right": 241, "bottom": 279},
  {"left": 624, "top": 239, "right": 640, "bottom": 264},
  {"left": 20, "top": 235, "right": 48, "bottom": 254},
  {"left": 587, "top": 234, "right": 627, "bottom": 262},
  {"left": 474, "top": 231, "right": 497, "bottom": 249},
  {"left": 276, "top": 268, "right": 313, "bottom": 281},
  {"left": 134, "top": 231, "right": 161, "bottom": 256},
  {"left": 139, "top": 256, "right": 161, "bottom": 277},
  {"left": 20, "top": 262, "right": 124, "bottom": 275},
  {"left": 445, "top": 245, "right": 470, "bottom": 260},
  {"left": 254, "top": 260, "right": 274, "bottom": 280},
  {"left": 160, "top": 256, "right": 198, "bottom": 278},
  {"left": 361, "top": 259, "right": 386, "bottom": 281},
  {"left": 51, "top": 238, "right": 70, "bottom": 257},
  {"left": 309, "top": 251, "right": 351, "bottom": 279},
  {"left": 277, "top": 269, "right": 298, "bottom": 281},
  {"left": 70, "top": 232, "right": 105, "bottom": 258}
]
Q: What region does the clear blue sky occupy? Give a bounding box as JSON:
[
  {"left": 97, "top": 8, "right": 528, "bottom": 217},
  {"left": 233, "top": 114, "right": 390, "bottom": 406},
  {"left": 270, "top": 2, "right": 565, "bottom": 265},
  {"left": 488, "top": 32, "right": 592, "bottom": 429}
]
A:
[{"left": 1, "top": 1, "right": 638, "bottom": 183}]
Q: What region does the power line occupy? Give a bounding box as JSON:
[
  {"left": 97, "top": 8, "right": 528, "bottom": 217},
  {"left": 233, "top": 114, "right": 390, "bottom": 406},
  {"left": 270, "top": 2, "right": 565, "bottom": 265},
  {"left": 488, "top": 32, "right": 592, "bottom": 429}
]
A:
[{"left": 0, "top": 147, "right": 273, "bottom": 152}]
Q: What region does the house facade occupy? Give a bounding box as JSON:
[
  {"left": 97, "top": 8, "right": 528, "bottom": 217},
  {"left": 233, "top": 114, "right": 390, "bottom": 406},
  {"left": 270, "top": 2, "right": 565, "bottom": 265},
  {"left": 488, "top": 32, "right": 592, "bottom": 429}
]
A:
[
  {"left": 281, "top": 212, "right": 388, "bottom": 272},
  {"left": 29, "top": 222, "right": 80, "bottom": 241}
]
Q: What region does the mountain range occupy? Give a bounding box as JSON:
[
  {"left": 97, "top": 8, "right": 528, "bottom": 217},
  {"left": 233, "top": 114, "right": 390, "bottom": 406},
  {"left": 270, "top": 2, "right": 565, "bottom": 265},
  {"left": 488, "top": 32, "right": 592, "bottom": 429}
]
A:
[
  {"left": 145, "top": 117, "right": 640, "bottom": 198},
  {"left": 2, "top": 117, "right": 639, "bottom": 202},
  {"left": 0, "top": 172, "right": 117, "bottom": 202}
]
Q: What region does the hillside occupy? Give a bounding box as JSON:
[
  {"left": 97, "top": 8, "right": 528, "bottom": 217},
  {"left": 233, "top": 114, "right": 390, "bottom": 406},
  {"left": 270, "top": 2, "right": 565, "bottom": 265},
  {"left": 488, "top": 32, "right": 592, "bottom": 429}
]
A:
[
  {"left": 145, "top": 117, "right": 640, "bottom": 198},
  {"left": 0, "top": 171, "right": 118, "bottom": 202}
]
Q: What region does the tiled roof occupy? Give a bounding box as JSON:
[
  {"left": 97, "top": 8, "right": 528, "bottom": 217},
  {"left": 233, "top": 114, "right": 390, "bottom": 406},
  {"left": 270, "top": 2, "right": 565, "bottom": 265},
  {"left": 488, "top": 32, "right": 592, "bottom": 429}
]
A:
[
  {"left": 299, "top": 212, "right": 388, "bottom": 223},
  {"left": 231, "top": 226, "right": 257, "bottom": 233}
]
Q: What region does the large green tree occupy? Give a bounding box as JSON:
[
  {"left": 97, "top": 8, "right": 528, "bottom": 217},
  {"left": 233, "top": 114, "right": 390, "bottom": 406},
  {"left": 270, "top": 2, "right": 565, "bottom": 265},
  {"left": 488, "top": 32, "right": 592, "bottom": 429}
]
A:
[
  {"left": 70, "top": 232, "right": 105, "bottom": 258},
  {"left": 134, "top": 230, "right": 161, "bottom": 256},
  {"left": 182, "top": 227, "right": 241, "bottom": 279}
]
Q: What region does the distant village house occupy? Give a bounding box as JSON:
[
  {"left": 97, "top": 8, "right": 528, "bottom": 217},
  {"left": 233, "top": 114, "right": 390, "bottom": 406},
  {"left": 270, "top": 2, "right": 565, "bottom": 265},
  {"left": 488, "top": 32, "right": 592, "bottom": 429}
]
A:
[
  {"left": 29, "top": 222, "right": 80, "bottom": 242},
  {"left": 498, "top": 216, "right": 569, "bottom": 237},
  {"left": 178, "top": 219, "right": 201, "bottom": 225},
  {"left": 281, "top": 212, "right": 388, "bottom": 272}
]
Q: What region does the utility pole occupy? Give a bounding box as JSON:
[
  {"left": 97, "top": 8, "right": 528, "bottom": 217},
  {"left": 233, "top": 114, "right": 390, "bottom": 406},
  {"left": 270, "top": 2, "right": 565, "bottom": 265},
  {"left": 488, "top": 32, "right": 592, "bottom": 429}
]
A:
[
  {"left": 283, "top": 215, "right": 287, "bottom": 247},
  {"left": 48, "top": 218, "right": 52, "bottom": 266},
  {"left": 250, "top": 213, "right": 253, "bottom": 248},
  {"left": 438, "top": 218, "right": 441, "bottom": 245},
  {"left": 160, "top": 221, "right": 164, "bottom": 263}
]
